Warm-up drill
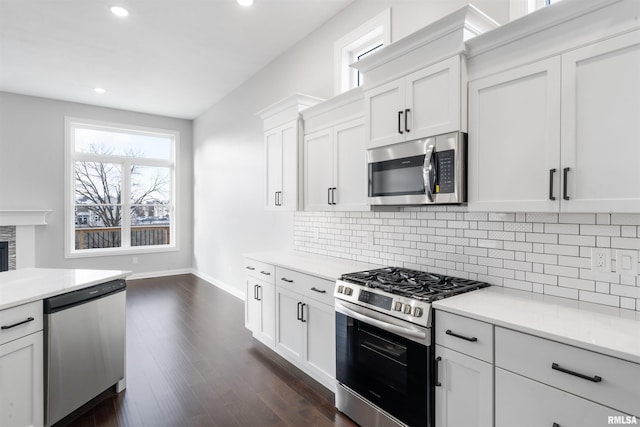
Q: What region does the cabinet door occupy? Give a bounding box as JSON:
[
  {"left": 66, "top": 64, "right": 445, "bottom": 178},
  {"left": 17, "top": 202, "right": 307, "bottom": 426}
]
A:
[
  {"left": 303, "top": 298, "right": 336, "bottom": 390},
  {"left": 468, "top": 57, "right": 561, "bottom": 212},
  {"left": 259, "top": 281, "right": 276, "bottom": 346},
  {"left": 334, "top": 118, "right": 368, "bottom": 211},
  {"left": 304, "top": 129, "right": 334, "bottom": 211},
  {"left": 406, "top": 55, "right": 462, "bottom": 139},
  {"left": 365, "top": 79, "right": 405, "bottom": 149},
  {"left": 264, "top": 128, "right": 283, "bottom": 210},
  {"left": 435, "top": 345, "right": 493, "bottom": 427},
  {"left": 496, "top": 368, "right": 630, "bottom": 427},
  {"left": 0, "top": 331, "right": 43, "bottom": 427},
  {"left": 561, "top": 30, "right": 640, "bottom": 212},
  {"left": 275, "top": 287, "right": 304, "bottom": 362},
  {"left": 246, "top": 279, "right": 276, "bottom": 347},
  {"left": 280, "top": 120, "right": 299, "bottom": 211},
  {"left": 245, "top": 278, "right": 262, "bottom": 334}
]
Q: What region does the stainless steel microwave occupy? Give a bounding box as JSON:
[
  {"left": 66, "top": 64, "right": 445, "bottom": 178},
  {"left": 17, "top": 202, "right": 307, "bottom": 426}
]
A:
[{"left": 367, "top": 132, "right": 466, "bottom": 205}]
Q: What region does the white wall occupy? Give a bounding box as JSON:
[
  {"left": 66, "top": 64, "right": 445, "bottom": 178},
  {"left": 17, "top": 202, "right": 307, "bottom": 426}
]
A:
[
  {"left": 193, "top": 0, "right": 510, "bottom": 295},
  {"left": 0, "top": 92, "right": 193, "bottom": 275}
]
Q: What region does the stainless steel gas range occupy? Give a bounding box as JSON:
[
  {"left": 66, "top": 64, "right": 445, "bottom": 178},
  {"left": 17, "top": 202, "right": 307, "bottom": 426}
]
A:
[{"left": 334, "top": 267, "right": 489, "bottom": 427}]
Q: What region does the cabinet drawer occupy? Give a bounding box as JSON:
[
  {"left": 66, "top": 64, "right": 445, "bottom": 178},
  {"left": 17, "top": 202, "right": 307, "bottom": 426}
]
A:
[
  {"left": 496, "top": 368, "right": 630, "bottom": 427},
  {"left": 435, "top": 311, "right": 493, "bottom": 363},
  {"left": 496, "top": 327, "right": 640, "bottom": 416},
  {"left": 244, "top": 259, "right": 275, "bottom": 284},
  {"left": 276, "top": 267, "right": 334, "bottom": 305},
  {"left": 0, "top": 300, "right": 43, "bottom": 345}
]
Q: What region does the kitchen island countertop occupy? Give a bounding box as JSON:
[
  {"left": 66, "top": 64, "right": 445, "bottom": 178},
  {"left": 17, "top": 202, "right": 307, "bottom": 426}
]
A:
[{"left": 0, "top": 268, "right": 131, "bottom": 310}]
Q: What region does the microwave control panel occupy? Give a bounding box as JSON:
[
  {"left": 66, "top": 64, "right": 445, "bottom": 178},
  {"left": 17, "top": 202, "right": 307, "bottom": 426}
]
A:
[{"left": 436, "top": 149, "right": 455, "bottom": 194}]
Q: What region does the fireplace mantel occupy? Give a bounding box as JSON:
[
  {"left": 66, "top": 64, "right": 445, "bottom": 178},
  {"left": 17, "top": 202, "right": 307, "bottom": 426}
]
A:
[
  {"left": 0, "top": 210, "right": 51, "bottom": 226},
  {"left": 0, "top": 210, "right": 51, "bottom": 269}
]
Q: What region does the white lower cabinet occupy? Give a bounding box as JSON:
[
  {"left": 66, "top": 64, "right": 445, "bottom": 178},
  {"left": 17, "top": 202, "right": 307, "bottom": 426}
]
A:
[
  {"left": 245, "top": 277, "right": 275, "bottom": 347},
  {"left": 0, "top": 331, "right": 44, "bottom": 427},
  {"left": 435, "top": 345, "right": 493, "bottom": 427},
  {"left": 275, "top": 284, "right": 335, "bottom": 391},
  {"left": 496, "top": 367, "right": 629, "bottom": 427}
]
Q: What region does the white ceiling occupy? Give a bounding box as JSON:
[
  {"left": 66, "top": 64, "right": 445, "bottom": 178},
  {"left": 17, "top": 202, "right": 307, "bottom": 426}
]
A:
[{"left": 0, "top": 0, "right": 353, "bottom": 119}]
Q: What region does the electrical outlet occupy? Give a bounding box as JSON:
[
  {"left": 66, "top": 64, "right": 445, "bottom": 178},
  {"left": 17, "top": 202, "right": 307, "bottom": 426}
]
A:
[
  {"left": 132, "top": 256, "right": 138, "bottom": 264},
  {"left": 591, "top": 248, "right": 611, "bottom": 272},
  {"left": 312, "top": 229, "right": 319, "bottom": 241},
  {"left": 616, "top": 250, "right": 638, "bottom": 276}
]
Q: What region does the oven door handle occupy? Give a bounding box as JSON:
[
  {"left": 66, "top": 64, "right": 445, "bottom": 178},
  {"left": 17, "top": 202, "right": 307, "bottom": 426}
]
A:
[{"left": 335, "top": 302, "right": 427, "bottom": 340}]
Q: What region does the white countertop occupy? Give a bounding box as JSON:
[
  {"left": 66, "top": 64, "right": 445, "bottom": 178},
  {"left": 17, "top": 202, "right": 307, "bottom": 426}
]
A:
[
  {"left": 244, "top": 250, "right": 381, "bottom": 281},
  {"left": 0, "top": 268, "right": 131, "bottom": 310},
  {"left": 433, "top": 286, "right": 640, "bottom": 364}
]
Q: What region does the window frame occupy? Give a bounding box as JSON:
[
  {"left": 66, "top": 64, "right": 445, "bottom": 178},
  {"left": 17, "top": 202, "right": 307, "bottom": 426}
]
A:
[
  {"left": 64, "top": 117, "right": 179, "bottom": 258},
  {"left": 333, "top": 8, "right": 391, "bottom": 95}
]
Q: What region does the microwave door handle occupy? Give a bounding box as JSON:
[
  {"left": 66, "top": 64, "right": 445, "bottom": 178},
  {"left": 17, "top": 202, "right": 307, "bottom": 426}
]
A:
[
  {"left": 335, "top": 301, "right": 426, "bottom": 340},
  {"left": 423, "top": 143, "right": 436, "bottom": 202}
]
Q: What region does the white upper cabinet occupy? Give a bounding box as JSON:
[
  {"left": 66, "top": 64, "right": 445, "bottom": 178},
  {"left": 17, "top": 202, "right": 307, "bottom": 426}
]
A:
[
  {"left": 560, "top": 30, "right": 640, "bottom": 212},
  {"left": 302, "top": 88, "right": 369, "bottom": 212},
  {"left": 258, "top": 93, "right": 324, "bottom": 211},
  {"left": 351, "top": 5, "right": 499, "bottom": 150},
  {"left": 466, "top": 0, "right": 640, "bottom": 213},
  {"left": 468, "top": 58, "right": 561, "bottom": 212},
  {"left": 365, "top": 56, "right": 463, "bottom": 149}
]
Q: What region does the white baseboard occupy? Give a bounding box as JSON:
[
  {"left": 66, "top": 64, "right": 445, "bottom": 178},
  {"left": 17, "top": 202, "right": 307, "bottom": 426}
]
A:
[
  {"left": 191, "top": 269, "right": 245, "bottom": 301},
  {"left": 127, "top": 268, "right": 193, "bottom": 280}
]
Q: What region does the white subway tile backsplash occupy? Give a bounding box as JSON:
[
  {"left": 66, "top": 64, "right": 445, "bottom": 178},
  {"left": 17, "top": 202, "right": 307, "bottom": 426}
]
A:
[
  {"left": 545, "top": 223, "right": 580, "bottom": 235},
  {"left": 580, "top": 224, "right": 621, "bottom": 237},
  {"left": 295, "top": 209, "right": 640, "bottom": 311}
]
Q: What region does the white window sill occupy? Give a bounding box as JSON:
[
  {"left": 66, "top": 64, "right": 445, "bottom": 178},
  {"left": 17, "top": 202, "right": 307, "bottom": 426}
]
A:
[{"left": 65, "top": 244, "right": 178, "bottom": 259}]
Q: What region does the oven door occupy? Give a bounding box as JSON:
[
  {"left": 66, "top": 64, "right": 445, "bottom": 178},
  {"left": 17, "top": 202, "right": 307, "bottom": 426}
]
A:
[{"left": 335, "top": 300, "right": 432, "bottom": 427}]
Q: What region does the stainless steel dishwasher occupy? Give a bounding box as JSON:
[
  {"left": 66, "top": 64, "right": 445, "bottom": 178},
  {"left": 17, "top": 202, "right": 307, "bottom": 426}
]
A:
[{"left": 43, "top": 279, "right": 126, "bottom": 426}]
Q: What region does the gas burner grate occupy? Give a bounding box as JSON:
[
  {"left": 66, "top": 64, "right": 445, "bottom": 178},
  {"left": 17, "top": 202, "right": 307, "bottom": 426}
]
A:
[{"left": 341, "top": 267, "right": 489, "bottom": 302}]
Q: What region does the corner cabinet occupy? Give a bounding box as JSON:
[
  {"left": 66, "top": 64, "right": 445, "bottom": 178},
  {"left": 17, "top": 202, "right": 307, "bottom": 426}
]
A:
[
  {"left": 257, "top": 93, "right": 324, "bottom": 211},
  {"left": 468, "top": 29, "right": 640, "bottom": 213},
  {"left": 0, "top": 301, "right": 44, "bottom": 427},
  {"left": 302, "top": 88, "right": 369, "bottom": 212},
  {"left": 364, "top": 55, "right": 464, "bottom": 149}
]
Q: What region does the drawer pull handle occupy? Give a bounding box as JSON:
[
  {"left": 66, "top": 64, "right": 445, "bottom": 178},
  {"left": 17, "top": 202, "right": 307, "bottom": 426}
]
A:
[
  {"left": 445, "top": 329, "right": 478, "bottom": 342},
  {"left": 245, "top": 266, "right": 255, "bottom": 270},
  {"left": 434, "top": 356, "right": 442, "bottom": 387},
  {"left": 260, "top": 271, "right": 271, "bottom": 276},
  {"left": 1, "top": 317, "right": 35, "bottom": 330},
  {"left": 551, "top": 362, "right": 602, "bottom": 383},
  {"left": 281, "top": 278, "right": 293, "bottom": 283},
  {"left": 310, "top": 287, "right": 326, "bottom": 294}
]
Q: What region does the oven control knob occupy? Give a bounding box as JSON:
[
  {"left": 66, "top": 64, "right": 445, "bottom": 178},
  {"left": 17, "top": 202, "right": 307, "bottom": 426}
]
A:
[
  {"left": 414, "top": 307, "right": 423, "bottom": 317},
  {"left": 394, "top": 302, "right": 403, "bottom": 311},
  {"left": 337, "top": 285, "right": 344, "bottom": 294},
  {"left": 403, "top": 305, "right": 412, "bottom": 314},
  {"left": 344, "top": 287, "right": 353, "bottom": 296}
]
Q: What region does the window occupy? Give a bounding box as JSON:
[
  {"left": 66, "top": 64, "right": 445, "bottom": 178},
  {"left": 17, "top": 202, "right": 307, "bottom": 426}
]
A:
[
  {"left": 509, "top": 0, "right": 563, "bottom": 21},
  {"left": 65, "top": 117, "right": 178, "bottom": 257},
  {"left": 334, "top": 9, "right": 391, "bottom": 95}
]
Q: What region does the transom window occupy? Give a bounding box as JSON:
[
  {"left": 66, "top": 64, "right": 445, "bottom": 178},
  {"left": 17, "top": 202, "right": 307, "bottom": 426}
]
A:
[{"left": 65, "top": 118, "right": 178, "bottom": 257}]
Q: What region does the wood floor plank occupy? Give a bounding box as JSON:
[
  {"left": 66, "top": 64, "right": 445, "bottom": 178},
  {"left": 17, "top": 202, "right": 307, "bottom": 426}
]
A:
[{"left": 64, "top": 274, "right": 356, "bottom": 427}]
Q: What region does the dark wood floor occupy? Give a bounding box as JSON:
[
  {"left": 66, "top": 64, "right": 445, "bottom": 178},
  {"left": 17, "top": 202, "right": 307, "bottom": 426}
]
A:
[{"left": 63, "top": 274, "right": 358, "bottom": 427}]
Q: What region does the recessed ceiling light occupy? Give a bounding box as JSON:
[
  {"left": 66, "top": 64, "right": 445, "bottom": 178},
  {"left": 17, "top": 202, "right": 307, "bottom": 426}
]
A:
[
  {"left": 94, "top": 87, "right": 106, "bottom": 94},
  {"left": 237, "top": 0, "right": 253, "bottom": 6},
  {"left": 110, "top": 6, "right": 129, "bottom": 17}
]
